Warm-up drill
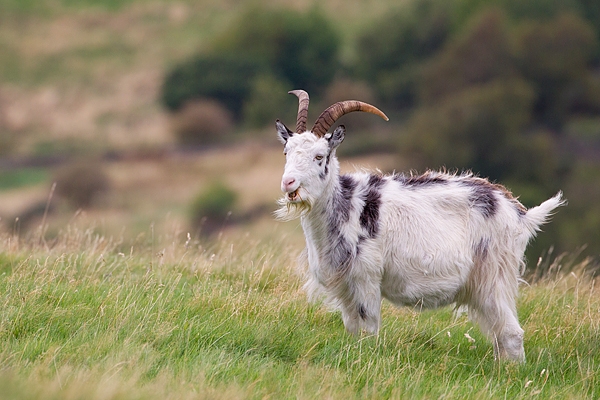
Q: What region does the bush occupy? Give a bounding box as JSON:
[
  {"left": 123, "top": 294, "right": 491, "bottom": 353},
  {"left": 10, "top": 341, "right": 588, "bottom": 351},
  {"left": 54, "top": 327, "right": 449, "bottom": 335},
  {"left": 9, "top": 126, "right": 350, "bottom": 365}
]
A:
[
  {"left": 213, "top": 7, "right": 340, "bottom": 96},
  {"left": 170, "top": 99, "right": 234, "bottom": 147},
  {"left": 54, "top": 161, "right": 110, "bottom": 209},
  {"left": 190, "top": 181, "right": 237, "bottom": 236},
  {"left": 161, "top": 53, "right": 260, "bottom": 118},
  {"left": 161, "top": 6, "right": 341, "bottom": 121}
]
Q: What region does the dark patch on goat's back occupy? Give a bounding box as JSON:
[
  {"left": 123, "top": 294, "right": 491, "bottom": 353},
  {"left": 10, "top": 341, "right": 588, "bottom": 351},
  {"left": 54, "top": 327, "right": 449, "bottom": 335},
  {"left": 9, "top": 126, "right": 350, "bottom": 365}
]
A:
[
  {"left": 461, "top": 178, "right": 498, "bottom": 218},
  {"left": 393, "top": 171, "right": 449, "bottom": 188},
  {"left": 368, "top": 174, "right": 385, "bottom": 188},
  {"left": 496, "top": 184, "right": 527, "bottom": 216},
  {"left": 360, "top": 174, "right": 383, "bottom": 238}
]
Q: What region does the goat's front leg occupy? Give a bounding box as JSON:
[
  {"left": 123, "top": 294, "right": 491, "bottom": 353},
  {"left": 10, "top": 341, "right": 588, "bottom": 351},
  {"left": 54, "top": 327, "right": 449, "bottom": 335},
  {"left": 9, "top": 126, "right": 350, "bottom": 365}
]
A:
[{"left": 339, "top": 276, "right": 382, "bottom": 335}]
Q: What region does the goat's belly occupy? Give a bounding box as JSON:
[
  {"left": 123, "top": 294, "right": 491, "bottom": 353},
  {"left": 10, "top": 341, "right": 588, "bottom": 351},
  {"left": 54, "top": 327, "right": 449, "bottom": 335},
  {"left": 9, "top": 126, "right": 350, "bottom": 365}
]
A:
[{"left": 380, "top": 267, "right": 466, "bottom": 309}]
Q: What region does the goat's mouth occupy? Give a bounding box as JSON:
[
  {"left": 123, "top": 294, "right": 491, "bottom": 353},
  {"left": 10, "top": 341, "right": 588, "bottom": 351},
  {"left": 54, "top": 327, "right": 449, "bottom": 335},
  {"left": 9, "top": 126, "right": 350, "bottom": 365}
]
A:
[{"left": 287, "top": 188, "right": 301, "bottom": 202}]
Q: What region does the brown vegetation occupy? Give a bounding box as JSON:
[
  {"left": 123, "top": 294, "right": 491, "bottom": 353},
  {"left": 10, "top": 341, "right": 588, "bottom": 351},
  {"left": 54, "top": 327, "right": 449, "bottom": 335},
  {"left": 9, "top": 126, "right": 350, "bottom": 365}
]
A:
[{"left": 170, "top": 99, "right": 234, "bottom": 147}]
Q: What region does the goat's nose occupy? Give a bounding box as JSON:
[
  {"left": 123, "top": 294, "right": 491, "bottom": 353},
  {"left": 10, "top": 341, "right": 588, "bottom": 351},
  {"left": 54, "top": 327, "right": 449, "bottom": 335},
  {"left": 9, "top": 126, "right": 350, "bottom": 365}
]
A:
[{"left": 282, "top": 176, "right": 297, "bottom": 192}]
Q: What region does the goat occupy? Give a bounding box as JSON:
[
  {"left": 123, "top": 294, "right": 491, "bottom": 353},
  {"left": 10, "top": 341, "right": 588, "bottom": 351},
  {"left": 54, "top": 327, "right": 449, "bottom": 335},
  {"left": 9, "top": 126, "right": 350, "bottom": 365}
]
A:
[{"left": 275, "top": 89, "right": 565, "bottom": 362}]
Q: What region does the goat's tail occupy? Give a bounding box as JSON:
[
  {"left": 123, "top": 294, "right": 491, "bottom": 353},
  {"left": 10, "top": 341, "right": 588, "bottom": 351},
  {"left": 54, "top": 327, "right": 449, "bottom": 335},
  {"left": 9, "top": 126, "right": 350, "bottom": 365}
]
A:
[{"left": 522, "top": 191, "right": 566, "bottom": 235}]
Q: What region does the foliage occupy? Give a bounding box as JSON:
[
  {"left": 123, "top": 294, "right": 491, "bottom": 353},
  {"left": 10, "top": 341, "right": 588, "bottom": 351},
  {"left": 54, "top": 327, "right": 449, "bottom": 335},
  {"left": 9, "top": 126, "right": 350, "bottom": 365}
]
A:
[
  {"left": 0, "top": 229, "right": 599, "bottom": 399},
  {"left": 513, "top": 12, "right": 598, "bottom": 127},
  {"left": 162, "top": 6, "right": 341, "bottom": 120},
  {"left": 190, "top": 181, "right": 237, "bottom": 236},
  {"left": 418, "top": 8, "right": 516, "bottom": 105},
  {"left": 355, "top": 0, "right": 452, "bottom": 108},
  {"left": 213, "top": 7, "right": 340, "bottom": 96},
  {"left": 170, "top": 99, "right": 234, "bottom": 147},
  {"left": 161, "top": 53, "right": 260, "bottom": 118},
  {"left": 408, "top": 79, "right": 535, "bottom": 175}
]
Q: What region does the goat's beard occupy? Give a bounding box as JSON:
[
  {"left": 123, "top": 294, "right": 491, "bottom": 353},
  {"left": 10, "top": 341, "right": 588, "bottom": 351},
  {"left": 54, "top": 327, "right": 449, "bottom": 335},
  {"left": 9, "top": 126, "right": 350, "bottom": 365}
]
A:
[{"left": 274, "top": 195, "right": 312, "bottom": 221}]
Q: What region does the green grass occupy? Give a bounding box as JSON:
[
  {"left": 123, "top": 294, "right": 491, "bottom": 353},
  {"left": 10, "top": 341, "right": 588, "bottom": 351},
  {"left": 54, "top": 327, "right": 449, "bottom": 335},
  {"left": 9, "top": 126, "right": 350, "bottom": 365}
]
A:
[
  {"left": 0, "top": 168, "right": 48, "bottom": 190},
  {"left": 0, "top": 226, "right": 598, "bottom": 399}
]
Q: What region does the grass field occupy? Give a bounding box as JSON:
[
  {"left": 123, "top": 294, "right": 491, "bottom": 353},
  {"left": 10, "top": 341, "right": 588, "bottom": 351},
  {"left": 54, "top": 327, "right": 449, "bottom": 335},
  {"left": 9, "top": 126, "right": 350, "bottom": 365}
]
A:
[{"left": 0, "top": 225, "right": 598, "bottom": 399}]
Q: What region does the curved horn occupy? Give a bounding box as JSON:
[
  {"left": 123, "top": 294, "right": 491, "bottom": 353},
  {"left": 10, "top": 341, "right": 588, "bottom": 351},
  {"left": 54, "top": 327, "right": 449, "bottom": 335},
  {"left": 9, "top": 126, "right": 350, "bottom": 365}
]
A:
[
  {"left": 311, "top": 101, "right": 389, "bottom": 137},
  {"left": 288, "top": 90, "right": 310, "bottom": 133}
]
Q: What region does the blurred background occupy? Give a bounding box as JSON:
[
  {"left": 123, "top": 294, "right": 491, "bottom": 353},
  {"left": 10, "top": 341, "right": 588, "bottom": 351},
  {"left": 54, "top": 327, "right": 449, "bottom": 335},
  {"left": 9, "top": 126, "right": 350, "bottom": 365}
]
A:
[{"left": 0, "top": 0, "right": 599, "bottom": 266}]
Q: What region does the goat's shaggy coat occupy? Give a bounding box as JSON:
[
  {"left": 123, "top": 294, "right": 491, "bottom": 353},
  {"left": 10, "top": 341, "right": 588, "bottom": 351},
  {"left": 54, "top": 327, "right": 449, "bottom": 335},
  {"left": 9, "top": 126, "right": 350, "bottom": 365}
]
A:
[{"left": 276, "top": 94, "right": 564, "bottom": 362}]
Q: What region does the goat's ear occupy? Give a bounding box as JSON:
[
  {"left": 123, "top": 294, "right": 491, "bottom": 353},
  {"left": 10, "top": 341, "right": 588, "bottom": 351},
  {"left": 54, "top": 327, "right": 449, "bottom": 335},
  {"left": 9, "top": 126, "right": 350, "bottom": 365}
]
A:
[
  {"left": 326, "top": 125, "right": 345, "bottom": 149},
  {"left": 276, "top": 120, "right": 293, "bottom": 144}
]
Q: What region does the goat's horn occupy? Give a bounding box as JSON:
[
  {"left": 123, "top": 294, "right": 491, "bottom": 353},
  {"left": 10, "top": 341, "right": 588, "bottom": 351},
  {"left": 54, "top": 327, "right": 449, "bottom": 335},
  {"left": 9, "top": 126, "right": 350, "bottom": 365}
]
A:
[
  {"left": 311, "top": 101, "right": 389, "bottom": 137},
  {"left": 288, "top": 90, "right": 310, "bottom": 133}
]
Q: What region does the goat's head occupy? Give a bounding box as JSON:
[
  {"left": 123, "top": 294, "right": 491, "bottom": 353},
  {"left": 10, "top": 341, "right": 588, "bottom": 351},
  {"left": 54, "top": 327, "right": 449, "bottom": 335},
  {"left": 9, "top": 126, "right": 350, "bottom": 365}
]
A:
[{"left": 276, "top": 90, "right": 388, "bottom": 219}]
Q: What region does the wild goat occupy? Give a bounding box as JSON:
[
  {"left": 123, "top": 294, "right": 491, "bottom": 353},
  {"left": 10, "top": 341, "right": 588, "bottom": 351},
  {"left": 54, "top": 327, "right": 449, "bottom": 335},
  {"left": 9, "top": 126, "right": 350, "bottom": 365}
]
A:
[{"left": 276, "top": 90, "right": 565, "bottom": 362}]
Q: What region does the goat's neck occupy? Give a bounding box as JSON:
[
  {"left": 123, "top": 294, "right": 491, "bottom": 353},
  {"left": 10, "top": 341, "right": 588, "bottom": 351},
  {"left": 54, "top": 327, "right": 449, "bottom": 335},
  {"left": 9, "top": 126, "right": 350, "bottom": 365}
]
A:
[{"left": 300, "top": 162, "right": 342, "bottom": 250}]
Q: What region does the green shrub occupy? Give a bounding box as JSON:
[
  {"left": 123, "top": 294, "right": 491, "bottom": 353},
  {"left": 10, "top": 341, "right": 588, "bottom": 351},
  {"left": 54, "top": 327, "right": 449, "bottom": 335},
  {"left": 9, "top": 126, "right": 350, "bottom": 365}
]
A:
[
  {"left": 213, "top": 7, "right": 340, "bottom": 96},
  {"left": 161, "top": 53, "right": 260, "bottom": 118},
  {"left": 190, "top": 181, "right": 237, "bottom": 236},
  {"left": 162, "top": 6, "right": 341, "bottom": 121}
]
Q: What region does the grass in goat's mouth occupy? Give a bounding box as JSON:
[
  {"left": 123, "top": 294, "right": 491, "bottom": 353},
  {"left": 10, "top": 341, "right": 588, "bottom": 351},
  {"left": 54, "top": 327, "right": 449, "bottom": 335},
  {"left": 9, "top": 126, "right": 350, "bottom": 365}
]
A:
[{"left": 288, "top": 189, "right": 299, "bottom": 201}]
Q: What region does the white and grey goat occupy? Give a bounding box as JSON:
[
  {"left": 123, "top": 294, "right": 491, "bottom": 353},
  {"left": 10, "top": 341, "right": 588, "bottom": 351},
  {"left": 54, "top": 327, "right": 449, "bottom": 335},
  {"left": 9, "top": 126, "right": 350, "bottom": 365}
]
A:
[{"left": 276, "top": 90, "right": 565, "bottom": 362}]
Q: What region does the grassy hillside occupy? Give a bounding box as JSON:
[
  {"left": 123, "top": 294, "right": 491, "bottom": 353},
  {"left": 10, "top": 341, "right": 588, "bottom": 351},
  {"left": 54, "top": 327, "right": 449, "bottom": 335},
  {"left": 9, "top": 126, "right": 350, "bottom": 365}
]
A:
[{"left": 0, "top": 226, "right": 598, "bottom": 399}]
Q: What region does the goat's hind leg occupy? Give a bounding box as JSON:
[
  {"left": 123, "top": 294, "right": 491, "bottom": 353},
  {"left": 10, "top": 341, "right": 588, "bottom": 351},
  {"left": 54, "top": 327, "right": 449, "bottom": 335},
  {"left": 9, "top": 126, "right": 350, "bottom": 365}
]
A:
[{"left": 470, "top": 294, "right": 525, "bottom": 362}]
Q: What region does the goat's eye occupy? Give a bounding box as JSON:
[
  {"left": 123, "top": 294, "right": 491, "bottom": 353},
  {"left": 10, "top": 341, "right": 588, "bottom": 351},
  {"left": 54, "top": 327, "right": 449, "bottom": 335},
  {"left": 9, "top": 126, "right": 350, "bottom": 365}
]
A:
[{"left": 315, "top": 155, "right": 324, "bottom": 161}]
